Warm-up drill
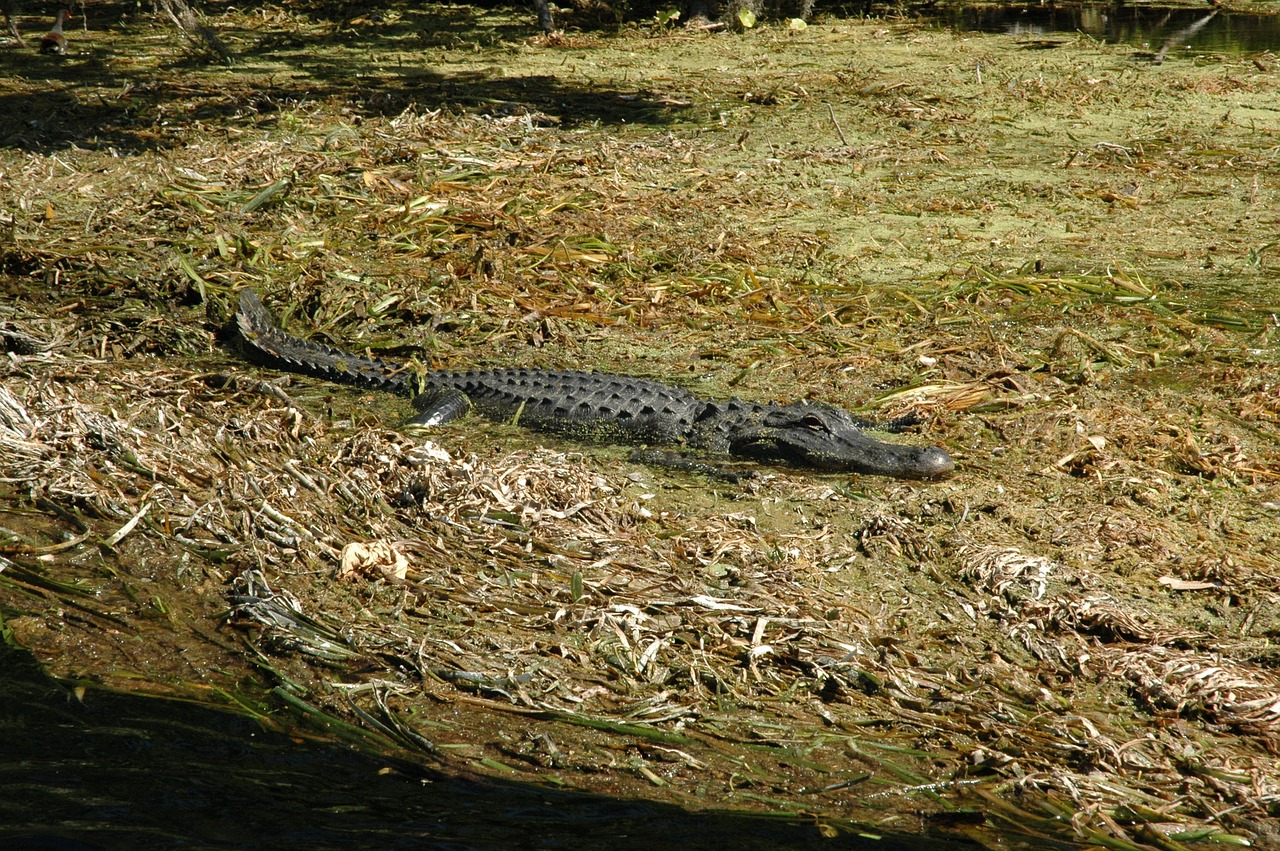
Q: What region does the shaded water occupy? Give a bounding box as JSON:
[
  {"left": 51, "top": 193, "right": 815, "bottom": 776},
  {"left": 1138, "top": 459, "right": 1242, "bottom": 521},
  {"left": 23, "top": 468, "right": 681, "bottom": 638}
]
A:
[
  {"left": 0, "top": 645, "right": 959, "bottom": 851},
  {"left": 943, "top": 4, "right": 1280, "bottom": 57}
]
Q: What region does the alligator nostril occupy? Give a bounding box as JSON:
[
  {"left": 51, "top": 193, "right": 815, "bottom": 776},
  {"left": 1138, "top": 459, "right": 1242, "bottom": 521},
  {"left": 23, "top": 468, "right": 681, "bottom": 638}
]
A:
[{"left": 917, "top": 448, "right": 955, "bottom": 479}]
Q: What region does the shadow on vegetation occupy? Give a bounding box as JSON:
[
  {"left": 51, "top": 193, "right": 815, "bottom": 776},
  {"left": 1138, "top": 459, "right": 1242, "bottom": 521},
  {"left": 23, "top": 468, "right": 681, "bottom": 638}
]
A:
[
  {"left": 0, "top": 644, "right": 967, "bottom": 851},
  {"left": 0, "top": 0, "right": 687, "bottom": 154}
]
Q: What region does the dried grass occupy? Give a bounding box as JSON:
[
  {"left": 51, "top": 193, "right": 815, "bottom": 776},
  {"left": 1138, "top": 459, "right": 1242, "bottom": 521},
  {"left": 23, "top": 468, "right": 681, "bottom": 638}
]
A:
[{"left": 4, "top": 351, "right": 1276, "bottom": 845}]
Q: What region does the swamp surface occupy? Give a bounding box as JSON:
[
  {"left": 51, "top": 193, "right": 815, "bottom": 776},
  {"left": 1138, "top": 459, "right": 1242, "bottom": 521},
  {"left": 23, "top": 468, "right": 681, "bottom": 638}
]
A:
[{"left": 2, "top": 2, "right": 1279, "bottom": 847}]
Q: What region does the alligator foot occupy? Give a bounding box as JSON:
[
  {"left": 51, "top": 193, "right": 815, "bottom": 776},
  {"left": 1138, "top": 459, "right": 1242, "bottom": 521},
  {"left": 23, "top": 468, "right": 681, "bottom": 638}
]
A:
[{"left": 407, "top": 388, "right": 472, "bottom": 430}]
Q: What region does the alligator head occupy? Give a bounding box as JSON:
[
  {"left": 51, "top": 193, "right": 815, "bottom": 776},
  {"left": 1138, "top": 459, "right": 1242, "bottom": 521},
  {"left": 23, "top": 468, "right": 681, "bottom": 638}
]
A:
[{"left": 724, "top": 402, "right": 955, "bottom": 481}]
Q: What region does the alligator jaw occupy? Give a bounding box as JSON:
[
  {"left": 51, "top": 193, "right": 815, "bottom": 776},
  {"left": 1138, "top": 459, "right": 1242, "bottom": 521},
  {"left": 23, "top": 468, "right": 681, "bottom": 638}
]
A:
[
  {"left": 856, "top": 443, "right": 955, "bottom": 481},
  {"left": 723, "top": 403, "right": 955, "bottom": 480},
  {"left": 729, "top": 429, "right": 954, "bottom": 480}
]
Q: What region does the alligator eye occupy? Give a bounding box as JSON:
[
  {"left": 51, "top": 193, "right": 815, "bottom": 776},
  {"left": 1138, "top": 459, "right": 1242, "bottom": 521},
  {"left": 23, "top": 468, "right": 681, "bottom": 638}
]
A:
[{"left": 799, "top": 415, "right": 829, "bottom": 432}]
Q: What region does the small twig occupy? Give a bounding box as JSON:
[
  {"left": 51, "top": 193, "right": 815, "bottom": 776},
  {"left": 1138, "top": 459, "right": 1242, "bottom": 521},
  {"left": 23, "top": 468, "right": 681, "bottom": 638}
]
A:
[
  {"left": 102, "top": 501, "right": 151, "bottom": 548},
  {"left": 826, "top": 103, "right": 848, "bottom": 146},
  {"left": 282, "top": 459, "right": 324, "bottom": 494}
]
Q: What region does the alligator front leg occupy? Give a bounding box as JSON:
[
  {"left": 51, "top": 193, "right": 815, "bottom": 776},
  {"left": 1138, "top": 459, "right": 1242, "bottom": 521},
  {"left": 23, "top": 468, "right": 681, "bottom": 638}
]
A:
[{"left": 407, "top": 389, "right": 472, "bottom": 429}]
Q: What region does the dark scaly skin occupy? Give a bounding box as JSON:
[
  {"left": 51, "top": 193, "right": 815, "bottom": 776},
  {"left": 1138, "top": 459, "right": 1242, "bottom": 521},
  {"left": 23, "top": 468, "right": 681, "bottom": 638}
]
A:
[{"left": 235, "top": 290, "right": 955, "bottom": 480}]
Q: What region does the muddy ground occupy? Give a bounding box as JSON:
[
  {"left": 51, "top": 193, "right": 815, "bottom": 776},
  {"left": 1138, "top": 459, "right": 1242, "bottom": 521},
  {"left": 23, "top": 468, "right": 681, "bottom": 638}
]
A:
[{"left": 2, "top": 2, "right": 1279, "bottom": 848}]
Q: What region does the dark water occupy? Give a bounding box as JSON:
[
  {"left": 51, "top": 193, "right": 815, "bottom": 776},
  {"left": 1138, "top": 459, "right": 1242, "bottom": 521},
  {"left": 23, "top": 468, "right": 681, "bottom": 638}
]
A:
[
  {"left": 0, "top": 645, "right": 962, "bottom": 851},
  {"left": 944, "top": 4, "right": 1280, "bottom": 58}
]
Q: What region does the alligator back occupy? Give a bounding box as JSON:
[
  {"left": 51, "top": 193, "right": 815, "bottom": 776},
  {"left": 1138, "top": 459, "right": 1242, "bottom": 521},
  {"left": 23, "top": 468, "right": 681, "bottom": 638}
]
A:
[
  {"left": 237, "top": 290, "right": 704, "bottom": 446},
  {"left": 423, "top": 368, "right": 704, "bottom": 445}
]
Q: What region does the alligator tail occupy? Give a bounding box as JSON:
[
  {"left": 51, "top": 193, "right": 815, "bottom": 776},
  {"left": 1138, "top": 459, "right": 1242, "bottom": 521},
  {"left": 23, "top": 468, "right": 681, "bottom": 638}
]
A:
[{"left": 236, "top": 289, "right": 418, "bottom": 396}]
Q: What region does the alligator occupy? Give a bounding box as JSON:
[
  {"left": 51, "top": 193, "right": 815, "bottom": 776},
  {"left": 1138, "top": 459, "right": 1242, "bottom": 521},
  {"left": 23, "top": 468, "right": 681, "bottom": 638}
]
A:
[{"left": 235, "top": 289, "right": 954, "bottom": 480}]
